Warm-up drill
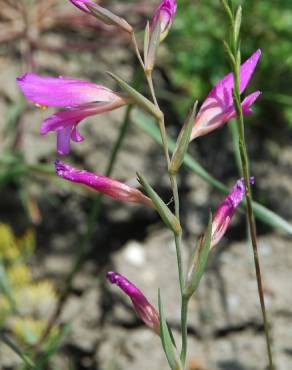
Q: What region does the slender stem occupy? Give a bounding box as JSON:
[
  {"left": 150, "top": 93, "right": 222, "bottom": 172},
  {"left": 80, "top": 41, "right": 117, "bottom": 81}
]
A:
[
  {"left": 130, "top": 32, "right": 145, "bottom": 70},
  {"left": 180, "top": 295, "right": 189, "bottom": 366},
  {"left": 232, "top": 38, "right": 274, "bottom": 370},
  {"left": 235, "top": 99, "right": 274, "bottom": 370},
  {"left": 145, "top": 69, "right": 187, "bottom": 368}
]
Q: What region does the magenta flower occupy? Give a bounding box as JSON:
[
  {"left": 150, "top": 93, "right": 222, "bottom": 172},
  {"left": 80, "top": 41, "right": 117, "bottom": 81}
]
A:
[
  {"left": 69, "top": 0, "right": 95, "bottom": 14},
  {"left": 55, "top": 160, "right": 153, "bottom": 208},
  {"left": 107, "top": 271, "right": 160, "bottom": 333},
  {"left": 150, "top": 0, "right": 177, "bottom": 41},
  {"left": 191, "top": 49, "right": 262, "bottom": 140},
  {"left": 211, "top": 177, "right": 255, "bottom": 248},
  {"left": 17, "top": 73, "right": 128, "bottom": 155}
]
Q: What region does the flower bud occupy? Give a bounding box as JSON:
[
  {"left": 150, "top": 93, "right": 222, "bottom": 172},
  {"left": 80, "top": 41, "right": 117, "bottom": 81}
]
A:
[
  {"left": 150, "top": 0, "right": 177, "bottom": 41},
  {"left": 107, "top": 272, "right": 160, "bottom": 333},
  {"left": 211, "top": 177, "right": 255, "bottom": 248},
  {"left": 55, "top": 160, "right": 153, "bottom": 208}
]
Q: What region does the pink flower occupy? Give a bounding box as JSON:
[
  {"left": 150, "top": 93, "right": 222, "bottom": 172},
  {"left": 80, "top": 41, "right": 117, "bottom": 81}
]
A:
[
  {"left": 17, "top": 73, "right": 128, "bottom": 155},
  {"left": 55, "top": 160, "right": 153, "bottom": 208},
  {"left": 211, "top": 177, "right": 255, "bottom": 248},
  {"left": 150, "top": 0, "right": 177, "bottom": 41},
  {"left": 107, "top": 271, "right": 160, "bottom": 333},
  {"left": 69, "top": 0, "right": 95, "bottom": 14},
  {"left": 191, "top": 49, "right": 262, "bottom": 140}
]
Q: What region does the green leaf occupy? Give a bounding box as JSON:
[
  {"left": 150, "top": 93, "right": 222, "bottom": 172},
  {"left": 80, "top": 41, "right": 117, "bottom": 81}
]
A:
[
  {"left": 184, "top": 212, "right": 212, "bottom": 298},
  {"left": 33, "top": 324, "right": 71, "bottom": 370},
  {"left": 145, "top": 18, "right": 161, "bottom": 73},
  {"left": 0, "top": 260, "right": 17, "bottom": 310},
  {"left": 107, "top": 72, "right": 161, "bottom": 119},
  {"left": 158, "top": 291, "right": 182, "bottom": 370},
  {"left": 132, "top": 109, "right": 292, "bottom": 235},
  {"left": 220, "top": 0, "right": 234, "bottom": 26},
  {"left": 137, "top": 173, "right": 181, "bottom": 235},
  {"left": 86, "top": 3, "right": 132, "bottom": 33},
  {"left": 144, "top": 22, "right": 150, "bottom": 66},
  {"left": 169, "top": 101, "right": 198, "bottom": 174},
  {"left": 234, "top": 6, "right": 242, "bottom": 46},
  {"left": 0, "top": 333, "right": 35, "bottom": 368}
]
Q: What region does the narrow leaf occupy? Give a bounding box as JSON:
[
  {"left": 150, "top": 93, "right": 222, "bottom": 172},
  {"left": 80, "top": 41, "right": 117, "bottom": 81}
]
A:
[
  {"left": 107, "top": 72, "right": 161, "bottom": 119},
  {"left": 132, "top": 109, "right": 292, "bottom": 234},
  {"left": 220, "top": 0, "right": 234, "bottom": 26},
  {"left": 0, "top": 261, "right": 17, "bottom": 310},
  {"left": 223, "top": 40, "right": 236, "bottom": 68},
  {"left": 145, "top": 18, "right": 161, "bottom": 73},
  {"left": 86, "top": 4, "right": 133, "bottom": 33},
  {"left": 184, "top": 212, "right": 212, "bottom": 298},
  {"left": 169, "top": 101, "right": 198, "bottom": 174},
  {"left": 33, "top": 324, "right": 71, "bottom": 370},
  {"left": 137, "top": 173, "right": 181, "bottom": 235},
  {"left": 234, "top": 6, "right": 242, "bottom": 46},
  {"left": 158, "top": 291, "right": 182, "bottom": 370},
  {"left": 0, "top": 333, "right": 35, "bottom": 367},
  {"left": 144, "top": 22, "right": 150, "bottom": 65}
]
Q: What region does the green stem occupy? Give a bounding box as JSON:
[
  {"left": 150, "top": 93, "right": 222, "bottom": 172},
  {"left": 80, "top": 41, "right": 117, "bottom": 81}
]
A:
[
  {"left": 232, "top": 33, "right": 274, "bottom": 370},
  {"left": 145, "top": 70, "right": 187, "bottom": 368},
  {"left": 180, "top": 295, "right": 189, "bottom": 366}
]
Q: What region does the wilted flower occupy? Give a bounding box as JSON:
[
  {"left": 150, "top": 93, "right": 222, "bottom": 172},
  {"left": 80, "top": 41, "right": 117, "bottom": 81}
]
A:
[
  {"left": 55, "top": 160, "right": 153, "bottom": 208},
  {"left": 191, "top": 49, "right": 261, "bottom": 140},
  {"left": 211, "top": 177, "right": 255, "bottom": 248},
  {"left": 150, "top": 0, "right": 177, "bottom": 41},
  {"left": 69, "top": 0, "right": 133, "bottom": 33},
  {"left": 107, "top": 271, "right": 160, "bottom": 333},
  {"left": 17, "top": 73, "right": 129, "bottom": 155}
]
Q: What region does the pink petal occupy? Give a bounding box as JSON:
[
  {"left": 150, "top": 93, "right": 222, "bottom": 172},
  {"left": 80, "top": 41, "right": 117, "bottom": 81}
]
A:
[
  {"left": 203, "top": 49, "right": 261, "bottom": 111},
  {"left": 242, "top": 91, "right": 262, "bottom": 114},
  {"left": 40, "top": 103, "right": 112, "bottom": 134},
  {"left": 55, "top": 160, "right": 153, "bottom": 207},
  {"left": 69, "top": 0, "right": 95, "bottom": 13},
  {"left": 17, "top": 72, "right": 119, "bottom": 107},
  {"left": 151, "top": 0, "right": 177, "bottom": 35},
  {"left": 106, "top": 271, "right": 160, "bottom": 332},
  {"left": 56, "top": 127, "right": 72, "bottom": 156},
  {"left": 71, "top": 125, "right": 85, "bottom": 143}
]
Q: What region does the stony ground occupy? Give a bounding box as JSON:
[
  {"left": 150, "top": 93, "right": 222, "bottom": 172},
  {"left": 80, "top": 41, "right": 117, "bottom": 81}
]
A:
[{"left": 1, "top": 2, "right": 292, "bottom": 369}]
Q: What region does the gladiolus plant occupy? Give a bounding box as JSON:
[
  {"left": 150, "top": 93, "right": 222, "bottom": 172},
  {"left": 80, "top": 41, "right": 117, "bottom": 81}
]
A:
[{"left": 14, "top": 1, "right": 276, "bottom": 370}]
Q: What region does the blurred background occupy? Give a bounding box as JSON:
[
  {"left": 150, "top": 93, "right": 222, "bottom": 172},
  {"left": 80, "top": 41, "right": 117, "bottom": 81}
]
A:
[{"left": 0, "top": 0, "right": 292, "bottom": 369}]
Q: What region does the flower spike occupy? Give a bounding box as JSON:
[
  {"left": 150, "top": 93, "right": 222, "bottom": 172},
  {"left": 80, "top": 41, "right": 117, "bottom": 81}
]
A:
[
  {"left": 211, "top": 177, "right": 255, "bottom": 248},
  {"left": 191, "top": 49, "right": 261, "bottom": 140},
  {"left": 150, "top": 0, "right": 177, "bottom": 41},
  {"left": 55, "top": 160, "right": 153, "bottom": 208},
  {"left": 107, "top": 271, "right": 160, "bottom": 333},
  {"left": 17, "top": 73, "right": 129, "bottom": 155}
]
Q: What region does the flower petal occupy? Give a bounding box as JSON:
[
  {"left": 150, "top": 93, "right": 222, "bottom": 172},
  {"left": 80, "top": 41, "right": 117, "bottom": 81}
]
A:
[
  {"left": 71, "top": 125, "right": 85, "bottom": 143},
  {"left": 211, "top": 177, "right": 255, "bottom": 248},
  {"left": 69, "top": 0, "right": 95, "bottom": 13},
  {"left": 55, "top": 160, "right": 153, "bottom": 207},
  {"left": 242, "top": 91, "right": 262, "bottom": 115},
  {"left": 197, "top": 49, "right": 261, "bottom": 123},
  {"left": 17, "top": 72, "right": 120, "bottom": 107},
  {"left": 151, "top": 0, "right": 177, "bottom": 37},
  {"left": 40, "top": 102, "right": 117, "bottom": 134},
  {"left": 106, "top": 271, "right": 160, "bottom": 332},
  {"left": 56, "top": 127, "right": 72, "bottom": 156}
]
